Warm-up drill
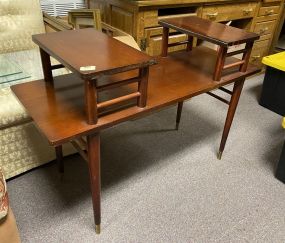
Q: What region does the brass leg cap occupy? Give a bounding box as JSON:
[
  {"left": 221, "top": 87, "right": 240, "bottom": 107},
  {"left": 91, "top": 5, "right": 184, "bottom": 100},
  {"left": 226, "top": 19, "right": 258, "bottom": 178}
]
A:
[
  {"left": 59, "top": 172, "right": 64, "bottom": 181},
  {"left": 95, "top": 224, "right": 101, "bottom": 234},
  {"left": 175, "top": 123, "right": 179, "bottom": 130},
  {"left": 217, "top": 151, "right": 223, "bottom": 160}
]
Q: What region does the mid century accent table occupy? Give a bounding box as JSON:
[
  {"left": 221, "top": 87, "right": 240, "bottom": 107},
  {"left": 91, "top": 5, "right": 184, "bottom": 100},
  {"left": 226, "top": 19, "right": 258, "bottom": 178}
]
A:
[{"left": 12, "top": 21, "right": 260, "bottom": 234}]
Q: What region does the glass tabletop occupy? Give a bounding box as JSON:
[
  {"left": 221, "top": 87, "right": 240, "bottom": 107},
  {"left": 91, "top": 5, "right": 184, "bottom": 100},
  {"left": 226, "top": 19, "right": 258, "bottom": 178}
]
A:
[
  {"left": 0, "top": 55, "right": 30, "bottom": 84},
  {"left": 0, "top": 56, "right": 22, "bottom": 77}
]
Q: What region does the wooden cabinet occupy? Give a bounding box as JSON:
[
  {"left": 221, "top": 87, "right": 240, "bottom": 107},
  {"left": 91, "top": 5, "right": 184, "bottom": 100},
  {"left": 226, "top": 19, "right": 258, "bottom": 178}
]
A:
[
  {"left": 250, "top": 0, "right": 283, "bottom": 66},
  {"left": 270, "top": 3, "right": 285, "bottom": 53},
  {"left": 88, "top": 0, "right": 285, "bottom": 68}
]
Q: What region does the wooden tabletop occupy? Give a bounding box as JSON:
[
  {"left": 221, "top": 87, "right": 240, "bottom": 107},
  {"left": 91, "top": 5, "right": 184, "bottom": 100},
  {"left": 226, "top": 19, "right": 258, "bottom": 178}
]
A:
[
  {"left": 11, "top": 46, "right": 260, "bottom": 146},
  {"left": 32, "top": 28, "right": 156, "bottom": 79},
  {"left": 159, "top": 16, "right": 260, "bottom": 47}
]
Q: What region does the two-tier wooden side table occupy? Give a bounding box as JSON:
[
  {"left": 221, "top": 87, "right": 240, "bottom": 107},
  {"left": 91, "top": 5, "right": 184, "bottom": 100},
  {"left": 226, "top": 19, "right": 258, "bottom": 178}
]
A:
[
  {"left": 32, "top": 28, "right": 156, "bottom": 125},
  {"left": 159, "top": 16, "right": 260, "bottom": 159},
  {"left": 31, "top": 28, "right": 156, "bottom": 233},
  {"left": 12, "top": 24, "right": 260, "bottom": 234}
]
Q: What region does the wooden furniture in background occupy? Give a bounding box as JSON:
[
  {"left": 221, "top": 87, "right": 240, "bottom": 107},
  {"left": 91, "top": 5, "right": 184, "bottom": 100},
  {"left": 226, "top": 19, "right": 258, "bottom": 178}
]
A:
[
  {"left": 43, "top": 12, "right": 73, "bottom": 32},
  {"left": 270, "top": 5, "right": 285, "bottom": 53},
  {"left": 68, "top": 9, "right": 102, "bottom": 30},
  {"left": 87, "top": 0, "right": 284, "bottom": 67}
]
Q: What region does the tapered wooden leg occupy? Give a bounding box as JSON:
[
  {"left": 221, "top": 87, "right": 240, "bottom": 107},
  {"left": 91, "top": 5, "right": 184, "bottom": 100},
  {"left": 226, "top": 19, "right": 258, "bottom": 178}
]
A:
[
  {"left": 55, "top": 145, "right": 64, "bottom": 174},
  {"left": 87, "top": 133, "right": 101, "bottom": 234},
  {"left": 218, "top": 79, "right": 245, "bottom": 159},
  {"left": 176, "top": 101, "right": 184, "bottom": 130}
]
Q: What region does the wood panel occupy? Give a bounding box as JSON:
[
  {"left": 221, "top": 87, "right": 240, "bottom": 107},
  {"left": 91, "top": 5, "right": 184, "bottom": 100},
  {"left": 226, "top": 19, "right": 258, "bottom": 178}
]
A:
[
  {"left": 88, "top": 0, "right": 107, "bottom": 21},
  {"left": 110, "top": 5, "right": 134, "bottom": 35}
]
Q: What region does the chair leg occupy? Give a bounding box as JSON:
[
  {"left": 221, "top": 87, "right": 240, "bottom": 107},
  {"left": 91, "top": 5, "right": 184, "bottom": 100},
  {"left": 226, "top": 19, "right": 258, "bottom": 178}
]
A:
[
  {"left": 55, "top": 145, "right": 64, "bottom": 174},
  {"left": 218, "top": 78, "right": 245, "bottom": 159},
  {"left": 176, "top": 101, "right": 184, "bottom": 130}
]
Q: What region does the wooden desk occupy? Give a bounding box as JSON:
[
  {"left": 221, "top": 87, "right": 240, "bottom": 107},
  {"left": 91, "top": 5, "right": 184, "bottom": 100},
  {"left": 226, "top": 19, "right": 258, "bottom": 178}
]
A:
[
  {"left": 88, "top": 0, "right": 284, "bottom": 67},
  {"left": 12, "top": 45, "right": 259, "bottom": 234}
]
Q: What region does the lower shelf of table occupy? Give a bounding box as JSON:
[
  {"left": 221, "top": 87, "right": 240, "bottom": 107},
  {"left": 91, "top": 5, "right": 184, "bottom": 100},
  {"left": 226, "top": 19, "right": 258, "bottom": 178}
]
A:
[{"left": 11, "top": 46, "right": 260, "bottom": 146}]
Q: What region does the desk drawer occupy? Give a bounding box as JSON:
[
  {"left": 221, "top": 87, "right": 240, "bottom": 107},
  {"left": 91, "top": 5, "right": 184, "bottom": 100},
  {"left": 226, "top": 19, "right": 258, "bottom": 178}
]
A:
[
  {"left": 202, "top": 2, "right": 257, "bottom": 22},
  {"left": 147, "top": 33, "right": 187, "bottom": 56},
  {"left": 258, "top": 5, "right": 280, "bottom": 16},
  {"left": 254, "top": 20, "right": 276, "bottom": 36},
  {"left": 250, "top": 39, "right": 271, "bottom": 67}
]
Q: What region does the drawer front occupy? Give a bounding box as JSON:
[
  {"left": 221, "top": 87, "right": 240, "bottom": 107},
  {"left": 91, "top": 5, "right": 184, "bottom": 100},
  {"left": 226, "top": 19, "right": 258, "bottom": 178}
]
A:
[
  {"left": 255, "top": 14, "right": 279, "bottom": 22},
  {"left": 147, "top": 34, "right": 188, "bottom": 56},
  {"left": 254, "top": 20, "right": 276, "bottom": 36},
  {"left": 258, "top": 5, "right": 280, "bottom": 16},
  {"left": 250, "top": 39, "right": 271, "bottom": 67},
  {"left": 202, "top": 2, "right": 257, "bottom": 22},
  {"left": 259, "top": 33, "right": 272, "bottom": 41}
]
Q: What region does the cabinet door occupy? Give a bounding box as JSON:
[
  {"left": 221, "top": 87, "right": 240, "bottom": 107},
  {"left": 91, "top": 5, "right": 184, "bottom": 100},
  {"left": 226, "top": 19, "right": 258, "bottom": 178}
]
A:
[{"left": 110, "top": 5, "right": 134, "bottom": 35}]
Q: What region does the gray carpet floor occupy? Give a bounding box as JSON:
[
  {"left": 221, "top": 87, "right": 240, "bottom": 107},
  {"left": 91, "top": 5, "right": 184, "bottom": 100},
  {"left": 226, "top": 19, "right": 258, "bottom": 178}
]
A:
[{"left": 7, "top": 74, "right": 285, "bottom": 243}]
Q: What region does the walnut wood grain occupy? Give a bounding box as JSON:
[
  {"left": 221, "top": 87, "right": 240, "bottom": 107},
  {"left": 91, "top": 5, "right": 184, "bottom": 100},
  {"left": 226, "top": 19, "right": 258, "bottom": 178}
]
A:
[
  {"left": 11, "top": 46, "right": 260, "bottom": 146},
  {"left": 33, "top": 28, "right": 156, "bottom": 80},
  {"left": 159, "top": 16, "right": 260, "bottom": 47}
]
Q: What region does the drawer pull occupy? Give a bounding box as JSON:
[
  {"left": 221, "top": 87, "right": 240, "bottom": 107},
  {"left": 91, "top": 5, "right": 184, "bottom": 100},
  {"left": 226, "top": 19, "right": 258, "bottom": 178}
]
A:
[
  {"left": 260, "top": 27, "right": 269, "bottom": 34},
  {"left": 265, "top": 9, "right": 274, "bottom": 16},
  {"left": 252, "top": 55, "right": 261, "bottom": 60},
  {"left": 206, "top": 12, "right": 218, "bottom": 20},
  {"left": 243, "top": 8, "right": 253, "bottom": 15}
]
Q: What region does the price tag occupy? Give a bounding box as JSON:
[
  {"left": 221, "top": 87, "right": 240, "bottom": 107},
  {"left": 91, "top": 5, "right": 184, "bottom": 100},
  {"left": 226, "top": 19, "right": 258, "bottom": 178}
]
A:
[{"left": 80, "top": 66, "right": 96, "bottom": 71}]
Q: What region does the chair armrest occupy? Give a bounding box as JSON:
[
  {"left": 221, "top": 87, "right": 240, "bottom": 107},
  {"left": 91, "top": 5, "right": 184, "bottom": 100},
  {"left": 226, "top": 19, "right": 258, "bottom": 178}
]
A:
[{"left": 43, "top": 12, "right": 73, "bottom": 32}]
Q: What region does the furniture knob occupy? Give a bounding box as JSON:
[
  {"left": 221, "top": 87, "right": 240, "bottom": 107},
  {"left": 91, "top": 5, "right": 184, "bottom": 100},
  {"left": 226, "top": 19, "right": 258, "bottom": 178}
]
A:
[
  {"left": 243, "top": 8, "right": 253, "bottom": 15},
  {"left": 206, "top": 12, "right": 218, "bottom": 20},
  {"left": 265, "top": 9, "right": 274, "bottom": 15},
  {"left": 252, "top": 55, "right": 261, "bottom": 60},
  {"left": 260, "top": 27, "right": 269, "bottom": 34}
]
